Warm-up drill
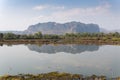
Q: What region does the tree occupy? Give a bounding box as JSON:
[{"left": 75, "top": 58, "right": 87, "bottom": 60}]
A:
[
  {"left": 49, "top": 35, "right": 60, "bottom": 39},
  {"left": 43, "top": 34, "right": 50, "bottom": 39},
  {"left": 113, "top": 32, "right": 120, "bottom": 37},
  {"left": 34, "top": 32, "right": 42, "bottom": 39},
  {"left": 3, "top": 33, "right": 17, "bottom": 39},
  {"left": 0, "top": 33, "right": 3, "bottom": 40},
  {"left": 81, "top": 32, "right": 89, "bottom": 37},
  {"left": 20, "top": 34, "right": 28, "bottom": 39},
  {"left": 43, "top": 34, "right": 60, "bottom": 39},
  {"left": 27, "top": 34, "right": 34, "bottom": 39}
]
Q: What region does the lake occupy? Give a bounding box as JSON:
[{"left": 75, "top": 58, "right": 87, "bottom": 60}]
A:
[{"left": 0, "top": 44, "right": 120, "bottom": 78}]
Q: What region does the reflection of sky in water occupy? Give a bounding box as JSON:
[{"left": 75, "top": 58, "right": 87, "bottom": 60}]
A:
[{"left": 0, "top": 44, "right": 120, "bottom": 78}]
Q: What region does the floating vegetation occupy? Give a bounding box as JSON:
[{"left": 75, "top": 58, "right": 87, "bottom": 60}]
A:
[{"left": 0, "top": 72, "right": 119, "bottom": 80}]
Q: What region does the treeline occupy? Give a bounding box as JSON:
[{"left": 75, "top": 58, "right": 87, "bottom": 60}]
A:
[
  {"left": 0, "top": 32, "right": 120, "bottom": 40},
  {"left": 0, "top": 32, "right": 60, "bottom": 40}
]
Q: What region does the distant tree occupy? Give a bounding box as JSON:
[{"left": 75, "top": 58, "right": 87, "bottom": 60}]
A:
[
  {"left": 50, "top": 35, "right": 60, "bottom": 39},
  {"left": 81, "top": 32, "right": 89, "bottom": 37},
  {"left": 65, "top": 33, "right": 77, "bottom": 37},
  {"left": 43, "top": 34, "right": 50, "bottom": 39},
  {"left": 113, "top": 32, "right": 120, "bottom": 37},
  {"left": 43, "top": 34, "right": 60, "bottom": 39},
  {"left": 98, "top": 32, "right": 105, "bottom": 37},
  {"left": 3, "top": 33, "right": 17, "bottom": 39},
  {"left": 27, "top": 34, "right": 34, "bottom": 39},
  {"left": 34, "top": 32, "right": 42, "bottom": 39},
  {"left": 0, "top": 33, "right": 3, "bottom": 40},
  {"left": 19, "top": 34, "right": 28, "bottom": 39}
]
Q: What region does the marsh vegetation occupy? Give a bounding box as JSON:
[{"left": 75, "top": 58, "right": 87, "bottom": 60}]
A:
[{"left": 0, "top": 32, "right": 120, "bottom": 45}]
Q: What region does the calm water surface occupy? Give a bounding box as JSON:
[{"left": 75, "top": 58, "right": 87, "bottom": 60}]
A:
[{"left": 0, "top": 44, "right": 120, "bottom": 77}]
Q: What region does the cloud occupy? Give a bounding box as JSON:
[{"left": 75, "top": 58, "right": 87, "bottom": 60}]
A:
[
  {"left": 33, "top": 5, "right": 65, "bottom": 11},
  {"left": 30, "top": 3, "right": 120, "bottom": 30},
  {"left": 33, "top": 5, "right": 48, "bottom": 11},
  {"left": 51, "top": 7, "right": 105, "bottom": 18},
  {"left": 32, "top": 4, "right": 110, "bottom": 22},
  {"left": 32, "top": 5, "right": 65, "bottom": 11},
  {"left": 52, "top": 6, "right": 65, "bottom": 10}
]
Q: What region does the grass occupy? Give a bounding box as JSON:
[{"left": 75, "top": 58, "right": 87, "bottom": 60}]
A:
[
  {"left": 0, "top": 37, "right": 120, "bottom": 45},
  {"left": 0, "top": 72, "right": 108, "bottom": 80},
  {"left": 1, "top": 72, "right": 120, "bottom": 80}
]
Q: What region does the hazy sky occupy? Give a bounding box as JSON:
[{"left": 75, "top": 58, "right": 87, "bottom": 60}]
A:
[{"left": 0, "top": 0, "right": 120, "bottom": 31}]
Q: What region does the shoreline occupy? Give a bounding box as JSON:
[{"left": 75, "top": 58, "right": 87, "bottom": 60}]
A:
[{"left": 0, "top": 39, "right": 120, "bottom": 45}]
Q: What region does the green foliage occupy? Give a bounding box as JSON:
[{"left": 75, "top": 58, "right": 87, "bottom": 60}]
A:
[
  {"left": 27, "top": 34, "right": 34, "bottom": 39},
  {"left": 0, "top": 72, "right": 111, "bottom": 80},
  {"left": 65, "top": 33, "right": 77, "bottom": 37},
  {"left": 34, "top": 32, "right": 42, "bottom": 39},
  {"left": 19, "top": 34, "right": 28, "bottom": 39},
  {"left": 43, "top": 34, "right": 60, "bottom": 39},
  {"left": 0, "top": 32, "right": 120, "bottom": 41},
  {"left": 3, "top": 33, "right": 17, "bottom": 39},
  {"left": 0, "top": 33, "right": 3, "bottom": 39}
]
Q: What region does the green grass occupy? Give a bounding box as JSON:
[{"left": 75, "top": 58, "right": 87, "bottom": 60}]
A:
[{"left": 0, "top": 72, "right": 108, "bottom": 80}]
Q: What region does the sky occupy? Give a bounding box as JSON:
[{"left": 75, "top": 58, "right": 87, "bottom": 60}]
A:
[{"left": 0, "top": 0, "right": 120, "bottom": 31}]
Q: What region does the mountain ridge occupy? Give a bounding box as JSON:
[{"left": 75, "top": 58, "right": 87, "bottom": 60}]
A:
[
  {"left": 1, "top": 21, "right": 119, "bottom": 35},
  {"left": 23, "top": 21, "right": 100, "bottom": 34}
]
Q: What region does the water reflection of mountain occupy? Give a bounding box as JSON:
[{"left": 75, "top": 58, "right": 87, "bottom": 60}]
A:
[{"left": 27, "top": 44, "right": 99, "bottom": 54}]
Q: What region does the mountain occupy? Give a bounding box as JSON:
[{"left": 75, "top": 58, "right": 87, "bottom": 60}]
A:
[
  {"left": 24, "top": 21, "right": 100, "bottom": 34},
  {"left": 1, "top": 22, "right": 120, "bottom": 35},
  {"left": 0, "top": 21, "right": 100, "bottom": 35}
]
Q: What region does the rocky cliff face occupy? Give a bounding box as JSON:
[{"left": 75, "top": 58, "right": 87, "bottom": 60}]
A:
[{"left": 24, "top": 21, "right": 100, "bottom": 34}]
